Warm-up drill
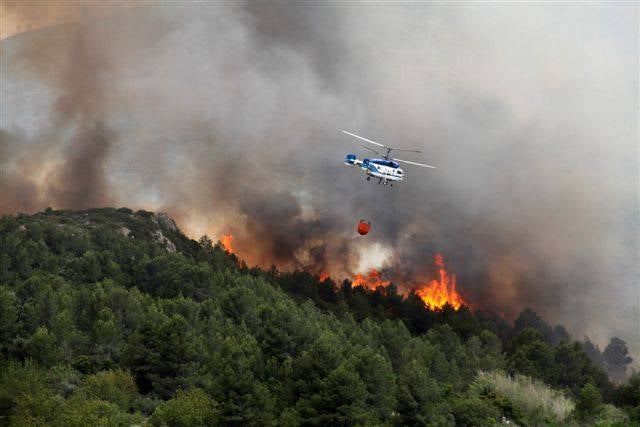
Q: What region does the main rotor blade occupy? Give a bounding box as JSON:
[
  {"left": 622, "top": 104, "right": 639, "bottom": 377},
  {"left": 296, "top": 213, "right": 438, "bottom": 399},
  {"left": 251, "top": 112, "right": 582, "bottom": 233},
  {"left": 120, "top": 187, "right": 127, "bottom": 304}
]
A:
[
  {"left": 361, "top": 145, "right": 380, "bottom": 155},
  {"left": 394, "top": 158, "right": 437, "bottom": 169},
  {"left": 342, "top": 130, "right": 386, "bottom": 147},
  {"left": 390, "top": 148, "right": 422, "bottom": 154}
]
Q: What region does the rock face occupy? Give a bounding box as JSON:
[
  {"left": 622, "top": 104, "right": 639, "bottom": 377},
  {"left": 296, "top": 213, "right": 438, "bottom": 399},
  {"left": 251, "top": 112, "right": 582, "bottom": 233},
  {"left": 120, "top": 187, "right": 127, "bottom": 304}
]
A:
[
  {"left": 150, "top": 213, "right": 178, "bottom": 252},
  {"left": 153, "top": 212, "right": 178, "bottom": 232},
  {"left": 153, "top": 229, "right": 177, "bottom": 253}
]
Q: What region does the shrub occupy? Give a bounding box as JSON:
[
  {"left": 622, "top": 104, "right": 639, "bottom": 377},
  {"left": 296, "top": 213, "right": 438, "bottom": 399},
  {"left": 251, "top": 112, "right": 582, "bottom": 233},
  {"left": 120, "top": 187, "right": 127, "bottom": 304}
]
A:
[
  {"left": 450, "top": 396, "right": 501, "bottom": 426},
  {"left": 595, "top": 403, "right": 629, "bottom": 425},
  {"left": 471, "top": 370, "right": 574, "bottom": 424},
  {"left": 576, "top": 382, "right": 603, "bottom": 421},
  {"left": 0, "top": 360, "right": 65, "bottom": 424},
  {"left": 56, "top": 398, "right": 143, "bottom": 427},
  {"left": 149, "top": 388, "right": 218, "bottom": 426},
  {"left": 73, "top": 370, "right": 138, "bottom": 411}
]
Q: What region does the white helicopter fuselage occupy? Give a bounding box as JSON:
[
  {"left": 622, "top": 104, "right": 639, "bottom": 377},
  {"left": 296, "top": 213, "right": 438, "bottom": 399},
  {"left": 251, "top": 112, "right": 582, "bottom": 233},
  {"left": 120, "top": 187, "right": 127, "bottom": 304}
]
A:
[
  {"left": 345, "top": 154, "right": 404, "bottom": 182},
  {"left": 342, "top": 131, "right": 435, "bottom": 185}
]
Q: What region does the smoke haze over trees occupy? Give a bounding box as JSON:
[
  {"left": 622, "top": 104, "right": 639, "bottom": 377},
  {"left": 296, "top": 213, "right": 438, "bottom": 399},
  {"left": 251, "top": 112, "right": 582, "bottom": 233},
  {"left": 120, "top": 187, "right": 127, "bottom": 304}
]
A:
[{"left": 1, "top": 3, "right": 638, "bottom": 361}]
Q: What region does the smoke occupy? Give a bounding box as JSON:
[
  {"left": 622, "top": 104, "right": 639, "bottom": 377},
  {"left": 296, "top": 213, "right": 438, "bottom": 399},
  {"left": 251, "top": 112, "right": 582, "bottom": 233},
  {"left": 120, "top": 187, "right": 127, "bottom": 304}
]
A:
[{"left": 1, "top": 3, "right": 638, "bottom": 355}]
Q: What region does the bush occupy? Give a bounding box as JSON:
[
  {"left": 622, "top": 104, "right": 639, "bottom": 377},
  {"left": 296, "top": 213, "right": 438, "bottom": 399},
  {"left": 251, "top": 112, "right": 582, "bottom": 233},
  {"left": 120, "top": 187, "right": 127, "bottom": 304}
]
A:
[
  {"left": 56, "top": 398, "right": 143, "bottom": 427},
  {"left": 595, "top": 403, "right": 629, "bottom": 425},
  {"left": 450, "top": 396, "right": 501, "bottom": 426},
  {"left": 73, "top": 370, "right": 138, "bottom": 411},
  {"left": 471, "top": 370, "right": 574, "bottom": 424},
  {"left": 149, "top": 388, "right": 218, "bottom": 426},
  {"left": 576, "top": 382, "right": 603, "bottom": 421},
  {"left": 0, "top": 360, "right": 65, "bottom": 424}
]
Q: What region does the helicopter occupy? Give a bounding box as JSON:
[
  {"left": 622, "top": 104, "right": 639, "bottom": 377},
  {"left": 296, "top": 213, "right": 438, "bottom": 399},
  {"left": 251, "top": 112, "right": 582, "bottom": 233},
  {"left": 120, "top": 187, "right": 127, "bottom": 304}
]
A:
[{"left": 342, "top": 130, "right": 436, "bottom": 186}]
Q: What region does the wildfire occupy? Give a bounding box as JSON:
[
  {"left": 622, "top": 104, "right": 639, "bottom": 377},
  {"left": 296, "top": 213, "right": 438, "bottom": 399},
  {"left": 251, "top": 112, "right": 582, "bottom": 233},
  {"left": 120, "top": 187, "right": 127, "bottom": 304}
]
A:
[
  {"left": 217, "top": 233, "right": 466, "bottom": 311},
  {"left": 415, "top": 253, "right": 467, "bottom": 310},
  {"left": 352, "top": 268, "right": 391, "bottom": 291},
  {"left": 350, "top": 254, "right": 468, "bottom": 310},
  {"left": 220, "top": 234, "right": 234, "bottom": 254}
]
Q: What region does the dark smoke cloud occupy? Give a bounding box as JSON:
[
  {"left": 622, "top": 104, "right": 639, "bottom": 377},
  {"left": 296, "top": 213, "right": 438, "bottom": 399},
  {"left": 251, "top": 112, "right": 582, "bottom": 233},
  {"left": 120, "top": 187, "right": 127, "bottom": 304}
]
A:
[
  {"left": 1, "top": 129, "right": 41, "bottom": 212},
  {"left": 1, "top": 18, "right": 115, "bottom": 210},
  {"left": 46, "top": 122, "right": 116, "bottom": 209},
  {"left": 1, "top": 3, "right": 637, "bottom": 356},
  {"left": 2, "top": 5, "right": 176, "bottom": 211}
]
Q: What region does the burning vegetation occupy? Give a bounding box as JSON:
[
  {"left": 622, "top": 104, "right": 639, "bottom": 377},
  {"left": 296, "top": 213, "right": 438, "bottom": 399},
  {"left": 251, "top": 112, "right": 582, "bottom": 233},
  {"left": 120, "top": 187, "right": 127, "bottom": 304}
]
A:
[
  {"left": 352, "top": 269, "right": 390, "bottom": 291},
  {"left": 222, "top": 234, "right": 468, "bottom": 311},
  {"left": 220, "top": 234, "right": 234, "bottom": 254},
  {"left": 352, "top": 254, "right": 468, "bottom": 310},
  {"left": 414, "top": 253, "right": 467, "bottom": 310}
]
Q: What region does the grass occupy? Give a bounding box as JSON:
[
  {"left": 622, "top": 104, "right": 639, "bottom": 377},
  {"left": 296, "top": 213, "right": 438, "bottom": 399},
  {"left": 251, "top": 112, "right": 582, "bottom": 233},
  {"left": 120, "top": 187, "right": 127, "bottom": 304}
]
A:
[{"left": 471, "top": 370, "right": 575, "bottom": 424}]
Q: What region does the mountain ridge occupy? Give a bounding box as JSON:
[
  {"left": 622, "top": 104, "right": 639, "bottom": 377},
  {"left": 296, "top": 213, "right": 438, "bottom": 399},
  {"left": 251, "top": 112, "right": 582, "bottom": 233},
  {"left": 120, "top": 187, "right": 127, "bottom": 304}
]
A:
[{"left": 0, "top": 207, "right": 637, "bottom": 425}]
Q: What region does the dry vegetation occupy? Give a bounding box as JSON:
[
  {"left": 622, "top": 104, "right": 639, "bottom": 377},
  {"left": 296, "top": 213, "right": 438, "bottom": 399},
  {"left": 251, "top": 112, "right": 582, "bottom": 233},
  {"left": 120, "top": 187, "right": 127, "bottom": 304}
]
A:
[{"left": 472, "top": 370, "right": 574, "bottom": 424}]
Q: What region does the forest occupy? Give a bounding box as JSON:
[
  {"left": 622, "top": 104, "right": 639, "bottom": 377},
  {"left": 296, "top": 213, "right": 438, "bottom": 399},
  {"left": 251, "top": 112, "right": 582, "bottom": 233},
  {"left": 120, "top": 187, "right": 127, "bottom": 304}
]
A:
[{"left": 0, "top": 207, "right": 637, "bottom": 426}]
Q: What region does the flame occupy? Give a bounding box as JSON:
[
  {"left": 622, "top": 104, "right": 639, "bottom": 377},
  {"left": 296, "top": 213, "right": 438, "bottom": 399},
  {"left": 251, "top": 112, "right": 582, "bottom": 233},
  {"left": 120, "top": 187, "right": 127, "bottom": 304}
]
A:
[
  {"left": 415, "top": 253, "right": 467, "bottom": 310},
  {"left": 216, "top": 236, "right": 466, "bottom": 310},
  {"left": 220, "top": 234, "right": 234, "bottom": 254},
  {"left": 348, "top": 255, "right": 467, "bottom": 309},
  {"left": 352, "top": 268, "right": 391, "bottom": 291}
]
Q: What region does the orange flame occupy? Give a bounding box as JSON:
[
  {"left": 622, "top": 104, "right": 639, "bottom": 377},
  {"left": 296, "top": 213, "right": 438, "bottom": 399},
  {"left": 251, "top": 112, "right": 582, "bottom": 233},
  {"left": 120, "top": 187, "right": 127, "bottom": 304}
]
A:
[
  {"left": 220, "top": 234, "right": 234, "bottom": 254},
  {"left": 352, "top": 268, "right": 391, "bottom": 291},
  {"left": 349, "top": 255, "right": 467, "bottom": 310},
  {"left": 415, "top": 253, "right": 467, "bottom": 310},
  {"left": 319, "top": 272, "right": 330, "bottom": 282}
]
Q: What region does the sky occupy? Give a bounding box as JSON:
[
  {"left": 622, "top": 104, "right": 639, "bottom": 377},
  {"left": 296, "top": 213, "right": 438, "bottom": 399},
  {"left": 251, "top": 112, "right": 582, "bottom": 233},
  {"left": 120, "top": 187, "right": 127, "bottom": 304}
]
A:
[{"left": 1, "top": 1, "right": 638, "bottom": 357}]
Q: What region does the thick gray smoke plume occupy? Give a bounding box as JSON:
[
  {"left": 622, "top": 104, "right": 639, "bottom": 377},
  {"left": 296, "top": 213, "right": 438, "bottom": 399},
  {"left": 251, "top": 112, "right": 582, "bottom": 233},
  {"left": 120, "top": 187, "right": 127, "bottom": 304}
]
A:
[{"left": 1, "top": 3, "right": 638, "bottom": 355}]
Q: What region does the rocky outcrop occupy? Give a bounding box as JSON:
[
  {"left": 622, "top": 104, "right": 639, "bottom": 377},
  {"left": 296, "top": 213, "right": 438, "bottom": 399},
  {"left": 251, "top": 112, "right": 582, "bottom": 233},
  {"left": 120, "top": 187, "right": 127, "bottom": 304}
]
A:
[
  {"left": 153, "top": 212, "right": 178, "bottom": 232},
  {"left": 152, "top": 229, "right": 176, "bottom": 252}
]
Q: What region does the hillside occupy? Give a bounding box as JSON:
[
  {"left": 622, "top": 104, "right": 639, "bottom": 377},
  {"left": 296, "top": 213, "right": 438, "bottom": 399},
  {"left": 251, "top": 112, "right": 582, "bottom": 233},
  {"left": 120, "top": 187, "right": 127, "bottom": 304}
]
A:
[{"left": 0, "top": 208, "right": 637, "bottom": 426}]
